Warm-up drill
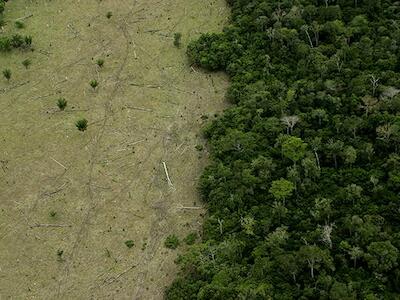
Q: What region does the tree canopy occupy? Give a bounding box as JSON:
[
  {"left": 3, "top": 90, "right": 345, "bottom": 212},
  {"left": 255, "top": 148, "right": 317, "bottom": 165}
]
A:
[{"left": 167, "top": 0, "right": 400, "bottom": 298}]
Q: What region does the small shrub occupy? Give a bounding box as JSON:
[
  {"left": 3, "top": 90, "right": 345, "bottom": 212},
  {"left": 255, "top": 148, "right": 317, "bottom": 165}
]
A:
[
  {"left": 57, "top": 249, "right": 64, "bottom": 261},
  {"left": 195, "top": 145, "right": 204, "bottom": 151},
  {"left": 0, "top": 37, "right": 11, "bottom": 51},
  {"left": 10, "top": 34, "right": 24, "bottom": 48},
  {"left": 22, "top": 58, "right": 31, "bottom": 69},
  {"left": 75, "top": 118, "right": 88, "bottom": 131},
  {"left": 141, "top": 242, "right": 147, "bottom": 251},
  {"left": 173, "top": 32, "right": 182, "bottom": 48},
  {"left": 3, "top": 68, "right": 11, "bottom": 81},
  {"left": 90, "top": 79, "right": 98, "bottom": 90},
  {"left": 183, "top": 232, "right": 198, "bottom": 245},
  {"left": 57, "top": 98, "right": 67, "bottom": 111},
  {"left": 24, "top": 35, "right": 32, "bottom": 47},
  {"left": 15, "top": 20, "right": 25, "bottom": 29},
  {"left": 49, "top": 210, "right": 57, "bottom": 218},
  {"left": 125, "top": 240, "right": 135, "bottom": 248},
  {"left": 164, "top": 234, "right": 180, "bottom": 249},
  {"left": 106, "top": 11, "right": 112, "bottom": 19},
  {"left": 96, "top": 59, "right": 104, "bottom": 68}
]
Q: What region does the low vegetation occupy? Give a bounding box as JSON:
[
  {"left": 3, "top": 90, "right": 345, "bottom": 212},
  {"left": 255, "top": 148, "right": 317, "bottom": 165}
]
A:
[
  {"left": 173, "top": 32, "right": 182, "bottom": 48},
  {"left": 125, "top": 240, "right": 135, "bottom": 249},
  {"left": 89, "top": 79, "right": 98, "bottom": 90},
  {"left": 2, "top": 68, "right": 11, "bottom": 81},
  {"left": 75, "top": 118, "right": 88, "bottom": 132},
  {"left": 22, "top": 58, "right": 31, "bottom": 69},
  {"left": 96, "top": 58, "right": 104, "bottom": 68},
  {"left": 164, "top": 234, "right": 180, "bottom": 250},
  {"left": 57, "top": 98, "right": 67, "bottom": 111}
]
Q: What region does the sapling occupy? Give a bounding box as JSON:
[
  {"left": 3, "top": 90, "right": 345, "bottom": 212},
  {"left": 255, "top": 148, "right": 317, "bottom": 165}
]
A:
[
  {"left": 3, "top": 68, "right": 11, "bottom": 81},
  {"left": 96, "top": 59, "right": 104, "bottom": 68},
  {"left": 57, "top": 98, "right": 67, "bottom": 111},
  {"left": 57, "top": 249, "right": 64, "bottom": 261},
  {"left": 173, "top": 32, "right": 182, "bottom": 48},
  {"left": 22, "top": 58, "right": 31, "bottom": 69},
  {"left": 15, "top": 20, "right": 25, "bottom": 29},
  {"left": 125, "top": 240, "right": 135, "bottom": 248},
  {"left": 75, "top": 118, "right": 88, "bottom": 131},
  {"left": 90, "top": 79, "right": 98, "bottom": 90},
  {"left": 164, "top": 234, "right": 180, "bottom": 249}
]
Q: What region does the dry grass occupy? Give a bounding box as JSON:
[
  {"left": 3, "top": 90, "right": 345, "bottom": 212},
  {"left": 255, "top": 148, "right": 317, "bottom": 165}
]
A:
[{"left": 0, "top": 0, "right": 228, "bottom": 298}]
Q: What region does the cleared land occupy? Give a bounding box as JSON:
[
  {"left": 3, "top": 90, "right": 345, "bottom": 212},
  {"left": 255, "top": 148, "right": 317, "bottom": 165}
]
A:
[{"left": 0, "top": 0, "right": 228, "bottom": 299}]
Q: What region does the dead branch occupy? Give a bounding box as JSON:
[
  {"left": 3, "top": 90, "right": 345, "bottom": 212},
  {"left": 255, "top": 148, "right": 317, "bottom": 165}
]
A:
[
  {"left": 103, "top": 265, "right": 136, "bottom": 285},
  {"left": 0, "top": 81, "right": 30, "bottom": 94},
  {"left": 50, "top": 157, "right": 67, "bottom": 170},
  {"left": 126, "top": 106, "right": 153, "bottom": 112},
  {"left": 177, "top": 204, "right": 203, "bottom": 210},
  {"left": 30, "top": 223, "right": 72, "bottom": 228},
  {"left": 162, "top": 162, "right": 174, "bottom": 188},
  {"left": 16, "top": 14, "right": 33, "bottom": 21}
]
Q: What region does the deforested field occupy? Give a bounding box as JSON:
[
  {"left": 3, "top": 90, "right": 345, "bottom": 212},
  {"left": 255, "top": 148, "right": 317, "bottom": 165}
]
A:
[{"left": 0, "top": 0, "right": 228, "bottom": 299}]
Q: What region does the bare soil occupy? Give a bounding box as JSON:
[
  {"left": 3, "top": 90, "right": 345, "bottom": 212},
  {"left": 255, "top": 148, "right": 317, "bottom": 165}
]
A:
[{"left": 0, "top": 0, "right": 228, "bottom": 299}]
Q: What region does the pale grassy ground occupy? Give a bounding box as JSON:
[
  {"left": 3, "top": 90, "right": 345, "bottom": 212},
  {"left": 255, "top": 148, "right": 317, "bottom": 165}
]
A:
[{"left": 0, "top": 0, "right": 228, "bottom": 299}]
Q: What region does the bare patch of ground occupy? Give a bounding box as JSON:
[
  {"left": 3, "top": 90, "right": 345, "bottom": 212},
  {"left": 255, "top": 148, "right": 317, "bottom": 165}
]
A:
[{"left": 0, "top": 0, "right": 228, "bottom": 298}]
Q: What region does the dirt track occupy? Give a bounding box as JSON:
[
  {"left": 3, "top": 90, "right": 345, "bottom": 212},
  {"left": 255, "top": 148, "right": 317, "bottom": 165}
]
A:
[{"left": 0, "top": 0, "right": 228, "bottom": 298}]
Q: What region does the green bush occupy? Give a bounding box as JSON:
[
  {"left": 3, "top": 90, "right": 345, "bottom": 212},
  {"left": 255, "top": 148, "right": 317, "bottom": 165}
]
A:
[
  {"left": 75, "top": 118, "right": 88, "bottom": 131},
  {"left": 89, "top": 79, "right": 98, "bottom": 90},
  {"left": 173, "top": 32, "right": 182, "bottom": 48},
  {"left": 164, "top": 234, "right": 180, "bottom": 249},
  {"left": 183, "top": 232, "right": 197, "bottom": 245},
  {"left": 2, "top": 68, "right": 11, "bottom": 81},
  {"left": 57, "top": 98, "right": 67, "bottom": 111},
  {"left": 96, "top": 59, "right": 104, "bottom": 68},
  {"left": 22, "top": 59, "right": 31, "bottom": 69},
  {"left": 124, "top": 240, "right": 135, "bottom": 248},
  {"left": 0, "top": 0, "right": 5, "bottom": 15},
  {"left": 15, "top": 20, "right": 25, "bottom": 29}
]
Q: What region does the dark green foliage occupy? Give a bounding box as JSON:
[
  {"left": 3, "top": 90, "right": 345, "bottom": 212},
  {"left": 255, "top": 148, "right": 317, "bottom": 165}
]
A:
[
  {"left": 183, "top": 232, "right": 198, "bottom": 245},
  {"left": 49, "top": 210, "right": 57, "bottom": 218},
  {"left": 89, "top": 79, "right": 98, "bottom": 90},
  {"left": 57, "top": 98, "right": 67, "bottom": 111},
  {"left": 124, "top": 240, "right": 135, "bottom": 248},
  {"left": 0, "top": 0, "right": 4, "bottom": 15},
  {"left": 22, "top": 58, "right": 31, "bottom": 69},
  {"left": 15, "top": 20, "right": 25, "bottom": 29},
  {"left": 75, "top": 118, "right": 88, "bottom": 132},
  {"left": 173, "top": 32, "right": 182, "bottom": 48},
  {"left": 195, "top": 144, "right": 204, "bottom": 151},
  {"left": 2, "top": 68, "right": 11, "bottom": 81},
  {"left": 0, "top": 34, "right": 32, "bottom": 52},
  {"left": 165, "top": 234, "right": 180, "bottom": 249},
  {"left": 24, "top": 35, "right": 32, "bottom": 47},
  {"left": 168, "top": 0, "right": 400, "bottom": 298},
  {"left": 106, "top": 11, "right": 112, "bottom": 19}
]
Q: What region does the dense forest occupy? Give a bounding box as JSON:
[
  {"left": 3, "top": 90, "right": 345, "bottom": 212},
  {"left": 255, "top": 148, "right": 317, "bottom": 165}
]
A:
[{"left": 167, "top": 0, "right": 400, "bottom": 299}]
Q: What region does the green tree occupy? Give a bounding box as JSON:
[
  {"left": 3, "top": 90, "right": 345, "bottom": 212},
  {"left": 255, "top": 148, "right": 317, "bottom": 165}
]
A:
[
  {"left": 282, "top": 136, "right": 307, "bottom": 165},
  {"left": 298, "top": 245, "right": 333, "bottom": 279},
  {"left": 269, "top": 179, "right": 295, "bottom": 203},
  {"left": 365, "top": 241, "right": 399, "bottom": 273}
]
